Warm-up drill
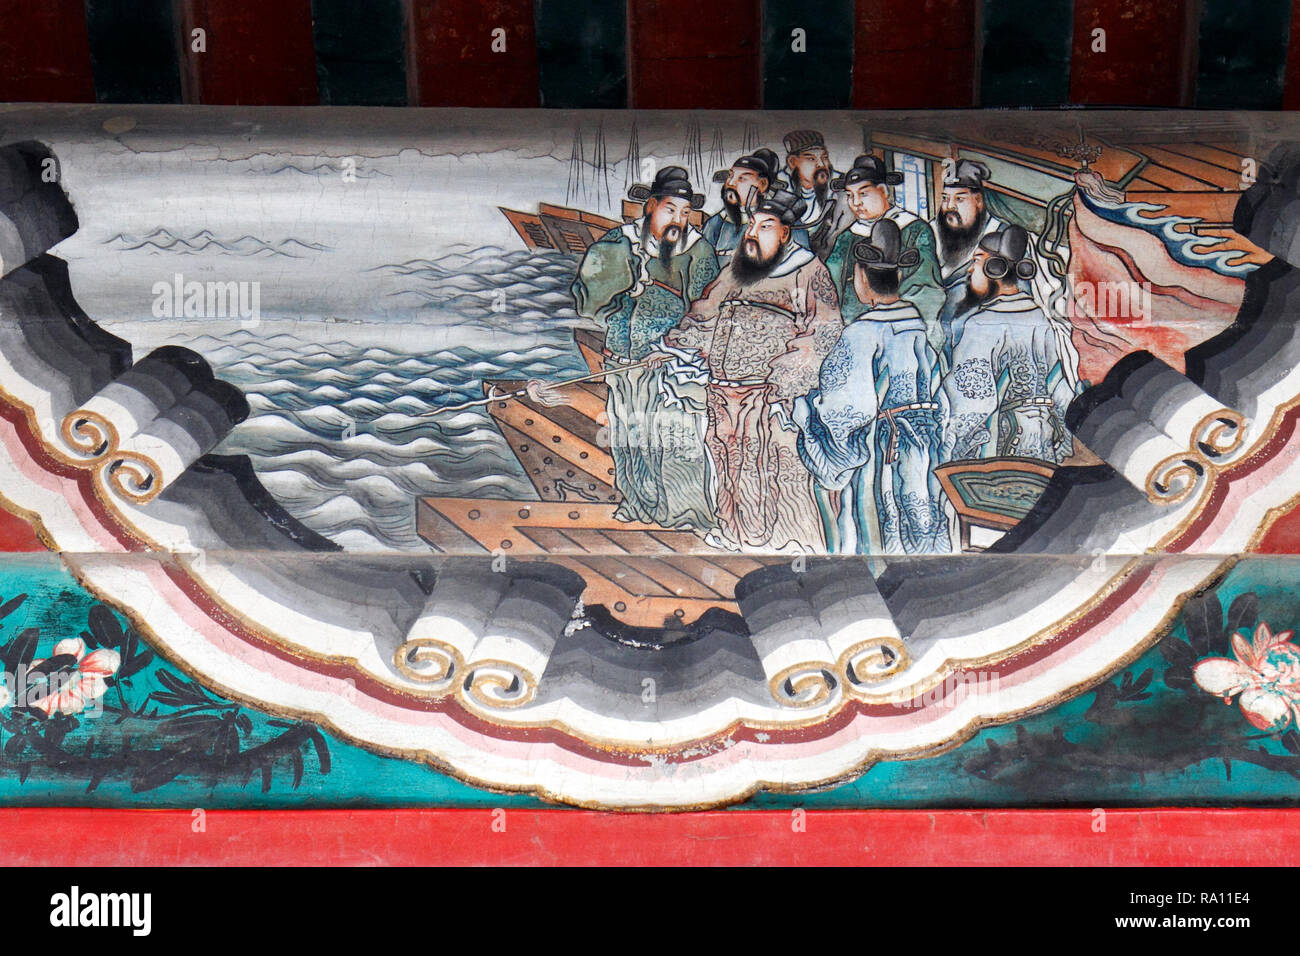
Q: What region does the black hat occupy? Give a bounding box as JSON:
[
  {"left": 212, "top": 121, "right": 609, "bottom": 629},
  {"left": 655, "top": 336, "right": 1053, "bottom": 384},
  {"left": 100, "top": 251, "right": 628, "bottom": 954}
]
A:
[
  {"left": 832, "top": 154, "right": 903, "bottom": 191},
  {"left": 783, "top": 129, "right": 826, "bottom": 155},
  {"left": 628, "top": 165, "right": 705, "bottom": 209},
  {"left": 943, "top": 158, "right": 992, "bottom": 190},
  {"left": 852, "top": 219, "right": 921, "bottom": 271},
  {"left": 978, "top": 224, "right": 1037, "bottom": 280},
  {"left": 752, "top": 189, "right": 808, "bottom": 225},
  {"left": 712, "top": 148, "right": 781, "bottom": 185}
]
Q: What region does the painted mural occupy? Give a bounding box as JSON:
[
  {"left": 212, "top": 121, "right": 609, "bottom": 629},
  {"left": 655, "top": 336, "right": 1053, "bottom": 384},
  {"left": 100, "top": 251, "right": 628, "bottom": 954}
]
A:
[{"left": 0, "top": 106, "right": 1296, "bottom": 809}]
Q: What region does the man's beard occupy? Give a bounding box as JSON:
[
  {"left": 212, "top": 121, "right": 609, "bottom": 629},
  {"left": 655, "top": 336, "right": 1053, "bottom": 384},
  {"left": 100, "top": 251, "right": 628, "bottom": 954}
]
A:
[
  {"left": 958, "top": 277, "right": 998, "bottom": 315},
  {"left": 936, "top": 208, "right": 988, "bottom": 269},
  {"left": 731, "top": 237, "right": 783, "bottom": 284},
  {"left": 721, "top": 187, "right": 744, "bottom": 224},
  {"left": 811, "top": 168, "right": 830, "bottom": 205},
  {"left": 645, "top": 220, "right": 682, "bottom": 266}
]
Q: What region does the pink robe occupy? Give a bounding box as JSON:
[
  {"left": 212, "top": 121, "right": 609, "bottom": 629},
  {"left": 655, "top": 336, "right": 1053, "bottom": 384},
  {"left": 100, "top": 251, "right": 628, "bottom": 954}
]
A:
[{"left": 664, "top": 244, "right": 843, "bottom": 552}]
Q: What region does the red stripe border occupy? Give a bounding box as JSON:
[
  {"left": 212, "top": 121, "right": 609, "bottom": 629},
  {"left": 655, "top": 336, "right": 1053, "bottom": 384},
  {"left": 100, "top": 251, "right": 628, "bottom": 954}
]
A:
[{"left": 0, "top": 808, "right": 1294, "bottom": 866}]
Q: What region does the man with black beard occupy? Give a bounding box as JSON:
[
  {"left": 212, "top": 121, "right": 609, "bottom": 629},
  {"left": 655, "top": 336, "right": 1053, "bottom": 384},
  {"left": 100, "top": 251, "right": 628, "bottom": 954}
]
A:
[
  {"left": 652, "top": 190, "right": 843, "bottom": 553},
  {"left": 931, "top": 160, "right": 1074, "bottom": 385},
  {"left": 572, "top": 166, "right": 720, "bottom": 530},
  {"left": 782, "top": 129, "right": 852, "bottom": 260},
  {"left": 937, "top": 224, "right": 1077, "bottom": 467},
  {"left": 701, "top": 148, "right": 783, "bottom": 263}
]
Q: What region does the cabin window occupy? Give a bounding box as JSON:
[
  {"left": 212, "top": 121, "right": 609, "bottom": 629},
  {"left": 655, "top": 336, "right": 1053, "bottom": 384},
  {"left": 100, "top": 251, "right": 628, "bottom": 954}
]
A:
[{"left": 890, "top": 151, "right": 932, "bottom": 221}]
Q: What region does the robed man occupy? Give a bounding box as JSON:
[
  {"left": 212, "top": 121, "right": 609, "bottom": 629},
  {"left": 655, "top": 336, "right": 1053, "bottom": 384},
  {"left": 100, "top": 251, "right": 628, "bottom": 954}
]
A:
[
  {"left": 931, "top": 159, "right": 1078, "bottom": 389},
  {"left": 823, "top": 154, "right": 946, "bottom": 358},
  {"left": 793, "top": 220, "right": 949, "bottom": 555},
  {"left": 701, "top": 148, "right": 783, "bottom": 263},
  {"left": 782, "top": 129, "right": 853, "bottom": 260},
  {"left": 571, "top": 166, "right": 720, "bottom": 530},
  {"left": 938, "top": 224, "right": 1077, "bottom": 465},
  {"left": 653, "top": 190, "right": 843, "bottom": 553}
]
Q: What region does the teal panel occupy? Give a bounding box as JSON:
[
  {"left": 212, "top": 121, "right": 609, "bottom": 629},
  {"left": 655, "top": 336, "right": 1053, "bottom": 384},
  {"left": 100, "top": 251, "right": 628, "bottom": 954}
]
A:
[
  {"left": 762, "top": 0, "right": 854, "bottom": 108},
  {"left": 980, "top": 0, "right": 1074, "bottom": 107},
  {"left": 1194, "top": 0, "right": 1291, "bottom": 109},
  {"left": 83, "top": 0, "right": 182, "bottom": 104},
  {"left": 310, "top": 0, "right": 408, "bottom": 106},
  {"left": 534, "top": 0, "right": 627, "bottom": 108}
]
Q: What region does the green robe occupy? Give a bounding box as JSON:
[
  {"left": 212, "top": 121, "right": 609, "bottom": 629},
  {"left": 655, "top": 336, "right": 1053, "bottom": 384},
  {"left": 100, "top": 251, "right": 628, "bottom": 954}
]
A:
[
  {"left": 824, "top": 208, "right": 945, "bottom": 358},
  {"left": 572, "top": 222, "right": 720, "bottom": 359},
  {"left": 570, "top": 222, "right": 720, "bottom": 530}
]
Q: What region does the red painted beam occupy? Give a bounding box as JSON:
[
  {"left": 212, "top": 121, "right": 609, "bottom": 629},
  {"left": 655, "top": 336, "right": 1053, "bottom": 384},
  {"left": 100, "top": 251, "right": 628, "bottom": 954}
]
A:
[
  {"left": 179, "top": 0, "right": 319, "bottom": 105},
  {"left": 1069, "top": 0, "right": 1199, "bottom": 106},
  {"left": 0, "top": 507, "right": 45, "bottom": 553},
  {"left": 0, "top": 0, "right": 96, "bottom": 103},
  {"left": 0, "top": 808, "right": 1295, "bottom": 866},
  {"left": 852, "top": 0, "right": 979, "bottom": 109},
  {"left": 629, "top": 0, "right": 761, "bottom": 109},
  {"left": 408, "top": 0, "right": 540, "bottom": 107}
]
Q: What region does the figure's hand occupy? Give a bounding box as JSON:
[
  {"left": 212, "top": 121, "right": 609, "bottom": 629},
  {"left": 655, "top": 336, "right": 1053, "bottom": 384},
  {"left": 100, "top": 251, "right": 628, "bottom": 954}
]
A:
[{"left": 643, "top": 352, "right": 670, "bottom": 368}]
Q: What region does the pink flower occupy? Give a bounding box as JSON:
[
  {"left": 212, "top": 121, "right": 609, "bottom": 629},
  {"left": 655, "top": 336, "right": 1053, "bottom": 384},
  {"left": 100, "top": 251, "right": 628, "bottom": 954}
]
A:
[
  {"left": 1193, "top": 621, "right": 1300, "bottom": 732},
  {"left": 28, "top": 638, "right": 120, "bottom": 717}
]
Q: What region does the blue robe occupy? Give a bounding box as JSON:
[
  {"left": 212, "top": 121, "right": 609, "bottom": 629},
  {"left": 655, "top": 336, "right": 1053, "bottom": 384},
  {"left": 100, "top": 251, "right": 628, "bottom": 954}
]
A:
[
  {"left": 938, "top": 291, "right": 1077, "bottom": 464},
  {"left": 792, "top": 299, "right": 949, "bottom": 555}
]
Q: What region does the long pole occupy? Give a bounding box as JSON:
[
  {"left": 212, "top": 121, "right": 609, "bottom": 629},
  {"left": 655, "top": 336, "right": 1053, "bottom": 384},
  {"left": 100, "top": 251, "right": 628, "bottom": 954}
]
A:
[{"left": 426, "top": 358, "right": 659, "bottom": 415}]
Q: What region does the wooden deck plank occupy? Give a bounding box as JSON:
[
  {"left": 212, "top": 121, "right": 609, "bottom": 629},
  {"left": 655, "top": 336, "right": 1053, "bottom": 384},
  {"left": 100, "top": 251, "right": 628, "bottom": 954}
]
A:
[
  {"left": 1129, "top": 163, "right": 1215, "bottom": 192},
  {"left": 572, "top": 556, "right": 674, "bottom": 598},
  {"left": 614, "top": 556, "right": 728, "bottom": 600},
  {"left": 496, "top": 420, "right": 615, "bottom": 503},
  {"left": 603, "top": 528, "right": 700, "bottom": 554},
  {"left": 517, "top": 526, "right": 587, "bottom": 553},
  {"left": 1139, "top": 146, "right": 1243, "bottom": 190},
  {"left": 1156, "top": 143, "right": 1247, "bottom": 172},
  {"left": 559, "top": 528, "right": 631, "bottom": 554}
]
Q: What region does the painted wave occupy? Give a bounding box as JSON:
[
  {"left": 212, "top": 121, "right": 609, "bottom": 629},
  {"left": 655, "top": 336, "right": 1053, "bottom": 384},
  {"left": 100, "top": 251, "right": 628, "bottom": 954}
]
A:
[
  {"left": 367, "top": 246, "right": 582, "bottom": 326},
  {"left": 104, "top": 228, "right": 332, "bottom": 258},
  {"left": 1080, "top": 192, "right": 1258, "bottom": 277},
  {"left": 195, "top": 248, "right": 589, "bottom": 552}
]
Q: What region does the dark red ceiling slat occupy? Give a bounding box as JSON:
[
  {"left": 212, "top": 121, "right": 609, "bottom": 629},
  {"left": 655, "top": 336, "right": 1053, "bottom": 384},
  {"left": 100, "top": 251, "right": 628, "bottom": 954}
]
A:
[
  {"left": 408, "top": 0, "right": 540, "bottom": 107},
  {"left": 180, "top": 0, "right": 319, "bottom": 105},
  {"left": 0, "top": 0, "right": 95, "bottom": 103},
  {"left": 852, "top": 0, "right": 979, "bottom": 109},
  {"left": 1069, "top": 0, "right": 1198, "bottom": 106},
  {"left": 629, "top": 0, "right": 761, "bottom": 109}
]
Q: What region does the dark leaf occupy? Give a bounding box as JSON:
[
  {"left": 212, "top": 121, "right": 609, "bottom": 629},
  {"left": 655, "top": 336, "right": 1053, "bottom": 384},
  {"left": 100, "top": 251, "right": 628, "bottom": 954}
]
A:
[
  {"left": 149, "top": 670, "right": 216, "bottom": 709},
  {"left": 159, "top": 713, "right": 223, "bottom": 735},
  {"left": 1226, "top": 593, "right": 1260, "bottom": 643},
  {"left": 235, "top": 713, "right": 253, "bottom": 736},
  {"left": 309, "top": 729, "right": 331, "bottom": 774},
  {"left": 88, "top": 605, "right": 125, "bottom": 650},
  {"left": 290, "top": 749, "right": 304, "bottom": 789},
  {"left": 1159, "top": 638, "right": 1197, "bottom": 667},
  {"left": 1, "top": 628, "right": 39, "bottom": 677},
  {"left": 119, "top": 646, "right": 154, "bottom": 679},
  {"left": 0, "top": 593, "right": 27, "bottom": 622},
  {"left": 131, "top": 751, "right": 192, "bottom": 792},
  {"left": 1283, "top": 731, "right": 1300, "bottom": 756},
  {"left": 1183, "top": 592, "right": 1222, "bottom": 656},
  {"left": 260, "top": 763, "right": 272, "bottom": 793}
]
